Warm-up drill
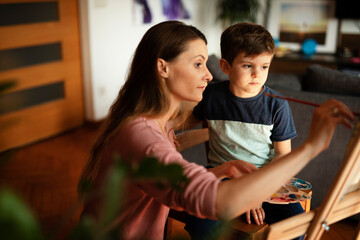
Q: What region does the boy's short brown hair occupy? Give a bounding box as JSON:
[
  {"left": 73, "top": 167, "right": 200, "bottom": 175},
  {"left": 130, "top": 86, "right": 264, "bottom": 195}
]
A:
[{"left": 220, "top": 22, "right": 275, "bottom": 65}]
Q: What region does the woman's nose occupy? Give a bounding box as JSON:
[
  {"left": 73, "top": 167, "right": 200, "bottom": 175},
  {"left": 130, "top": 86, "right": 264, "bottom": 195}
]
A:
[{"left": 204, "top": 67, "right": 213, "bottom": 82}]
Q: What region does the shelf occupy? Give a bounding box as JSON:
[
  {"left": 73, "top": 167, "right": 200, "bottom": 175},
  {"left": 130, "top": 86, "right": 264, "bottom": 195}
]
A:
[{"left": 270, "top": 53, "right": 360, "bottom": 74}]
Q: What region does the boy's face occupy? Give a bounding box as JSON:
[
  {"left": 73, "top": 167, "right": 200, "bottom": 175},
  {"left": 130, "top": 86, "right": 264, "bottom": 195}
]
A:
[{"left": 220, "top": 52, "right": 273, "bottom": 98}]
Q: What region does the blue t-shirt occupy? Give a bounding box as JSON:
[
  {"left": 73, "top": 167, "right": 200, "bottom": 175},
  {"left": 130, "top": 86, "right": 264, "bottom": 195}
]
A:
[{"left": 193, "top": 80, "right": 297, "bottom": 168}]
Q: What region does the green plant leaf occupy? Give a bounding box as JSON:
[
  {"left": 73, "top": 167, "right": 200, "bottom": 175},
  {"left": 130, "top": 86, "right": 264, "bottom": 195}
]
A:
[
  {"left": 96, "top": 156, "right": 128, "bottom": 237},
  {"left": 78, "top": 179, "right": 92, "bottom": 196},
  {"left": 217, "top": 0, "right": 260, "bottom": 24},
  {"left": 69, "top": 217, "right": 96, "bottom": 240},
  {"left": 134, "top": 157, "right": 189, "bottom": 191},
  {"left": 0, "top": 189, "right": 44, "bottom": 240}
]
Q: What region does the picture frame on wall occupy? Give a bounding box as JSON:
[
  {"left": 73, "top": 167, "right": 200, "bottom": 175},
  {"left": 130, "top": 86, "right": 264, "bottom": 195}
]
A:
[{"left": 267, "top": 0, "right": 338, "bottom": 54}]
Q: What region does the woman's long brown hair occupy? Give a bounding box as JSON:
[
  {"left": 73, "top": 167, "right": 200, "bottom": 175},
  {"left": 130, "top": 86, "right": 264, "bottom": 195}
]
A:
[{"left": 78, "top": 21, "right": 207, "bottom": 191}]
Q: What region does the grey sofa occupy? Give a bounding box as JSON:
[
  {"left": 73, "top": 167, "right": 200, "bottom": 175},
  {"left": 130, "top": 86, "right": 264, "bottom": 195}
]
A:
[
  {"left": 268, "top": 64, "right": 360, "bottom": 209},
  {"left": 182, "top": 56, "right": 360, "bottom": 210}
]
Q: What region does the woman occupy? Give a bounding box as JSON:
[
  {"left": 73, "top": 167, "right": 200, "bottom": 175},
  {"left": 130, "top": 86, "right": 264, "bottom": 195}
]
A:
[{"left": 79, "top": 21, "right": 354, "bottom": 240}]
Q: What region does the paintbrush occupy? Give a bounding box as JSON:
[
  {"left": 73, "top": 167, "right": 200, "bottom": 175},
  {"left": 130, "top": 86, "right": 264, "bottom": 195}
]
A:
[{"left": 264, "top": 92, "right": 360, "bottom": 117}]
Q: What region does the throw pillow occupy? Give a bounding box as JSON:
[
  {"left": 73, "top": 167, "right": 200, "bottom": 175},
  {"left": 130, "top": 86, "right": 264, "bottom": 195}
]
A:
[{"left": 304, "top": 64, "right": 360, "bottom": 96}]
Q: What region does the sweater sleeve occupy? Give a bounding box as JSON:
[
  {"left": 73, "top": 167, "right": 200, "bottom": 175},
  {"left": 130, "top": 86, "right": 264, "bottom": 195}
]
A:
[{"left": 115, "top": 117, "right": 220, "bottom": 219}]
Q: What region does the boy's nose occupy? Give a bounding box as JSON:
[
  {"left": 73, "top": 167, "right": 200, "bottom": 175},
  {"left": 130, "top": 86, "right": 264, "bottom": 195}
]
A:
[{"left": 251, "top": 69, "right": 259, "bottom": 78}]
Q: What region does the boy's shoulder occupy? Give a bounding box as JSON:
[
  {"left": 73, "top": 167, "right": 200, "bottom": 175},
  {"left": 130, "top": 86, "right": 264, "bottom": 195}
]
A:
[
  {"left": 263, "top": 85, "right": 284, "bottom": 96},
  {"left": 263, "top": 85, "right": 290, "bottom": 108}
]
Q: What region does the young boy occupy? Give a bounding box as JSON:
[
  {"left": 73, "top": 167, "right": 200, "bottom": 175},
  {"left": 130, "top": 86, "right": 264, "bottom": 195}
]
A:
[{"left": 184, "top": 22, "right": 304, "bottom": 240}]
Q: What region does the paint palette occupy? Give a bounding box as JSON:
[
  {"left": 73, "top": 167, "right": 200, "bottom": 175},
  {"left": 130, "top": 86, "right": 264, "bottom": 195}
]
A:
[
  {"left": 265, "top": 178, "right": 312, "bottom": 204},
  {"left": 288, "top": 178, "right": 312, "bottom": 190}
]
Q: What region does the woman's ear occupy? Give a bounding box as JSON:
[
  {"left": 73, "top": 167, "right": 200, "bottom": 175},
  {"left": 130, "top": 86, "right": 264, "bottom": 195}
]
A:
[
  {"left": 219, "top": 58, "right": 231, "bottom": 74},
  {"left": 157, "top": 58, "right": 169, "bottom": 78}
]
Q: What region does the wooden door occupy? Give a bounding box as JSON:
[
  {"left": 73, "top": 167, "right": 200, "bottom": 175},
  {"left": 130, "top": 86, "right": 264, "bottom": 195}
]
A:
[{"left": 0, "top": 0, "right": 84, "bottom": 151}]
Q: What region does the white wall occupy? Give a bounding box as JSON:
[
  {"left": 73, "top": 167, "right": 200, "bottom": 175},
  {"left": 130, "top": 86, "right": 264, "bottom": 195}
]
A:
[{"left": 79, "top": 0, "right": 223, "bottom": 121}]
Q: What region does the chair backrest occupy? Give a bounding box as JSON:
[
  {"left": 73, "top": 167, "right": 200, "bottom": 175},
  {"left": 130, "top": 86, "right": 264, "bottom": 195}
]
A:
[
  {"left": 175, "top": 127, "right": 209, "bottom": 152},
  {"left": 267, "top": 119, "right": 360, "bottom": 240}
]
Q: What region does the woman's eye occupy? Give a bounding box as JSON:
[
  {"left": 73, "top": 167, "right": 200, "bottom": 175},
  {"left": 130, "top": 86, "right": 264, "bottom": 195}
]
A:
[{"left": 195, "top": 63, "right": 202, "bottom": 68}]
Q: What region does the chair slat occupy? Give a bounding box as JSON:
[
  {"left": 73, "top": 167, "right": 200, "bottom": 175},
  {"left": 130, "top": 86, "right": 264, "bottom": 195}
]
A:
[{"left": 176, "top": 128, "right": 209, "bottom": 152}]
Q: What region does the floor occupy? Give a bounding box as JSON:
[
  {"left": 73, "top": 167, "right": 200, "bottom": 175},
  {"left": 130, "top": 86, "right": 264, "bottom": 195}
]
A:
[{"left": 0, "top": 123, "right": 358, "bottom": 240}]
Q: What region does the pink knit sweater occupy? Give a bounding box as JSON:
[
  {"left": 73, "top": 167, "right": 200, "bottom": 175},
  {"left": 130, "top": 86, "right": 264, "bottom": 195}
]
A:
[{"left": 81, "top": 117, "right": 219, "bottom": 240}]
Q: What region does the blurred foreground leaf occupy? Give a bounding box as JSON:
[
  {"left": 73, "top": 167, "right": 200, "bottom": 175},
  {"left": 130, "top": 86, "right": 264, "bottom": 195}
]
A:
[
  {"left": 0, "top": 154, "right": 190, "bottom": 240},
  {"left": 134, "top": 157, "right": 189, "bottom": 191},
  {"left": 0, "top": 189, "right": 44, "bottom": 240},
  {"left": 69, "top": 217, "right": 95, "bottom": 240}
]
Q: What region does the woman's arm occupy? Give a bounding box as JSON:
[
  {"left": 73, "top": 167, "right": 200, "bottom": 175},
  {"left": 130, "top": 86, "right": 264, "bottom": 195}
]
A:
[{"left": 215, "top": 99, "right": 355, "bottom": 220}]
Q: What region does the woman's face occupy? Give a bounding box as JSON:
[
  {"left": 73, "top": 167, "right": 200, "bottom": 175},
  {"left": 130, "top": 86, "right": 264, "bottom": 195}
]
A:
[{"left": 164, "top": 39, "right": 213, "bottom": 103}]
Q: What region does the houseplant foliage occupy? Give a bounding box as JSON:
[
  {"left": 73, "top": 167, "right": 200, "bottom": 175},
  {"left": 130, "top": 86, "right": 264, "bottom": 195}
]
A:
[
  {"left": 217, "top": 0, "right": 260, "bottom": 25},
  {"left": 0, "top": 155, "right": 189, "bottom": 240}
]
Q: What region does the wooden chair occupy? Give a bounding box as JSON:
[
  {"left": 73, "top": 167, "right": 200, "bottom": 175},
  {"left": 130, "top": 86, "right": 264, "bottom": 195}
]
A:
[
  {"left": 166, "top": 123, "right": 318, "bottom": 240},
  {"left": 165, "top": 126, "right": 276, "bottom": 240},
  {"left": 266, "top": 119, "right": 360, "bottom": 240}
]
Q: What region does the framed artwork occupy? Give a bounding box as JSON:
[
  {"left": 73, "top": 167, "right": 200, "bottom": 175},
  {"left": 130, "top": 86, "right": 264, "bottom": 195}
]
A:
[{"left": 267, "top": 0, "right": 338, "bottom": 53}]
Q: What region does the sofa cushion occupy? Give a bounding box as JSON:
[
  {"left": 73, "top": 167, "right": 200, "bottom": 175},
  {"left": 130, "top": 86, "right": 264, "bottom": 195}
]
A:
[
  {"left": 266, "top": 73, "right": 303, "bottom": 91},
  {"left": 206, "top": 54, "right": 229, "bottom": 82},
  {"left": 304, "top": 64, "right": 360, "bottom": 96}
]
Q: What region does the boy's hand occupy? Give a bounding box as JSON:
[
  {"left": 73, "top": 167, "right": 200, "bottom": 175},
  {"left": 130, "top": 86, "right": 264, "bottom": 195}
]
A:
[{"left": 246, "top": 205, "right": 265, "bottom": 225}]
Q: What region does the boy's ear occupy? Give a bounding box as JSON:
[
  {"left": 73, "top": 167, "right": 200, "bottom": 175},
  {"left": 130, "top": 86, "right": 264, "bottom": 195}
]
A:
[
  {"left": 157, "top": 58, "right": 169, "bottom": 78},
  {"left": 219, "top": 58, "right": 231, "bottom": 74}
]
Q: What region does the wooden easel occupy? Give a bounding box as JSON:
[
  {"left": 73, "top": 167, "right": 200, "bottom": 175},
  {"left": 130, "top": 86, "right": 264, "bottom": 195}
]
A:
[{"left": 267, "top": 119, "right": 360, "bottom": 240}]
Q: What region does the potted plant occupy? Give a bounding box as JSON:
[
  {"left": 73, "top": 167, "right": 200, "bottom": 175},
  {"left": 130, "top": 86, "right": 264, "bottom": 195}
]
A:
[{"left": 217, "top": 0, "right": 260, "bottom": 26}]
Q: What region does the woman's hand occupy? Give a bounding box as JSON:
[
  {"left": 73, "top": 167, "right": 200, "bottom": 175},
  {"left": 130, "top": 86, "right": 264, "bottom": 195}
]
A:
[
  {"left": 246, "top": 205, "right": 265, "bottom": 225},
  {"left": 306, "top": 99, "right": 355, "bottom": 157},
  {"left": 208, "top": 160, "right": 258, "bottom": 180}
]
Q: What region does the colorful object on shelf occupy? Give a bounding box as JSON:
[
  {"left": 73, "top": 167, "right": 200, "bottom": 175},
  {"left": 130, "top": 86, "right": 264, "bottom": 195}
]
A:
[
  {"left": 302, "top": 39, "right": 317, "bottom": 56},
  {"left": 265, "top": 178, "right": 312, "bottom": 204},
  {"left": 273, "top": 36, "right": 279, "bottom": 48}
]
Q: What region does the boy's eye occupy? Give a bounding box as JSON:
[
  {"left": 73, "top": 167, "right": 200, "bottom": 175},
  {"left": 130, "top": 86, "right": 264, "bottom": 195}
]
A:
[
  {"left": 262, "top": 66, "right": 269, "bottom": 69},
  {"left": 243, "top": 64, "right": 252, "bottom": 68}
]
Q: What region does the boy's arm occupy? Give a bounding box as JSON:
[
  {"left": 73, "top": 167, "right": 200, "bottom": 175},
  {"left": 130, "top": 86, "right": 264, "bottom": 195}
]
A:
[
  {"left": 169, "top": 101, "right": 203, "bottom": 131},
  {"left": 272, "top": 140, "right": 292, "bottom": 161}
]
